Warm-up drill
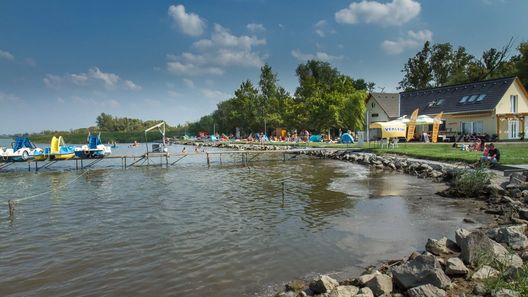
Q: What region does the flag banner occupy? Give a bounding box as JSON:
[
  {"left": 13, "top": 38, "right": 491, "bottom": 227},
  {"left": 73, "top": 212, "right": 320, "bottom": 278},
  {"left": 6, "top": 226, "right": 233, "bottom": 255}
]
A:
[
  {"left": 431, "top": 112, "right": 444, "bottom": 143},
  {"left": 406, "top": 108, "right": 419, "bottom": 142}
]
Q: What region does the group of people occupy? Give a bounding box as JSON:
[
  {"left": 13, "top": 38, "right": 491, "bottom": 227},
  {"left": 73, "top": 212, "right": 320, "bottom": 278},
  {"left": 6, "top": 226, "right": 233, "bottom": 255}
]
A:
[
  {"left": 480, "top": 143, "right": 501, "bottom": 163},
  {"left": 453, "top": 138, "right": 501, "bottom": 164}
]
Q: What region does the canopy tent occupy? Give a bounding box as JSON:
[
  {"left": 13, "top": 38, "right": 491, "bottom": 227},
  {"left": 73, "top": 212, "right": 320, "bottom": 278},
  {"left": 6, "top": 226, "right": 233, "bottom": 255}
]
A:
[
  {"left": 340, "top": 133, "right": 354, "bottom": 144},
  {"left": 416, "top": 115, "right": 435, "bottom": 125},
  {"left": 396, "top": 115, "right": 435, "bottom": 125},
  {"left": 369, "top": 121, "right": 407, "bottom": 138}
]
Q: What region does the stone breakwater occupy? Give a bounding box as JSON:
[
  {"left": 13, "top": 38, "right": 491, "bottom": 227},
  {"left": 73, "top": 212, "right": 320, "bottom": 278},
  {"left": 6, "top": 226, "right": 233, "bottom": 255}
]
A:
[{"left": 274, "top": 224, "right": 528, "bottom": 297}]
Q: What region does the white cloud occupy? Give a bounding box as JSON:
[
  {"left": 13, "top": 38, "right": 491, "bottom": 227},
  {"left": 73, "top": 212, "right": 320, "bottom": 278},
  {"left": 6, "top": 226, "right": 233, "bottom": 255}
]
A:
[
  {"left": 201, "top": 88, "right": 230, "bottom": 100},
  {"left": 216, "top": 49, "right": 264, "bottom": 67},
  {"left": 211, "top": 24, "right": 266, "bottom": 49},
  {"left": 291, "top": 49, "right": 339, "bottom": 62},
  {"left": 167, "top": 23, "right": 267, "bottom": 76},
  {"left": 168, "top": 4, "right": 206, "bottom": 36},
  {"left": 70, "top": 73, "right": 89, "bottom": 85},
  {"left": 167, "top": 61, "right": 224, "bottom": 76},
  {"left": 43, "top": 74, "right": 64, "bottom": 89},
  {"left": 335, "top": 0, "right": 421, "bottom": 26},
  {"left": 183, "top": 78, "right": 195, "bottom": 88},
  {"left": 381, "top": 29, "right": 432, "bottom": 54},
  {"left": 124, "top": 80, "right": 142, "bottom": 91},
  {"left": 88, "top": 67, "right": 120, "bottom": 87},
  {"left": 0, "top": 92, "right": 21, "bottom": 103},
  {"left": 0, "top": 49, "right": 14, "bottom": 61},
  {"left": 44, "top": 67, "right": 141, "bottom": 91},
  {"left": 193, "top": 39, "right": 214, "bottom": 49},
  {"left": 168, "top": 90, "right": 181, "bottom": 97},
  {"left": 246, "top": 23, "right": 266, "bottom": 33},
  {"left": 314, "top": 20, "right": 335, "bottom": 37},
  {"left": 25, "top": 58, "right": 36, "bottom": 67}
]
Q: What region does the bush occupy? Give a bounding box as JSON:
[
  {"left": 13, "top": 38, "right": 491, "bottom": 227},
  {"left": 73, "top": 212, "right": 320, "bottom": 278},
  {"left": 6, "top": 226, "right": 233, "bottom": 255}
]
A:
[{"left": 453, "top": 165, "right": 493, "bottom": 197}]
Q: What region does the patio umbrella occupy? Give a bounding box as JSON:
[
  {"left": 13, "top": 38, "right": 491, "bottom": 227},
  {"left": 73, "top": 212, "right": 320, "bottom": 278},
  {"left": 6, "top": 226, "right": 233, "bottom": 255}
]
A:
[{"left": 415, "top": 115, "right": 435, "bottom": 125}]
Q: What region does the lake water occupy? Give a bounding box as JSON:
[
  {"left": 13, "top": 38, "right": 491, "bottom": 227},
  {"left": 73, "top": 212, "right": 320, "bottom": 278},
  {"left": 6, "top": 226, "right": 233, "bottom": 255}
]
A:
[{"left": 0, "top": 139, "right": 485, "bottom": 296}]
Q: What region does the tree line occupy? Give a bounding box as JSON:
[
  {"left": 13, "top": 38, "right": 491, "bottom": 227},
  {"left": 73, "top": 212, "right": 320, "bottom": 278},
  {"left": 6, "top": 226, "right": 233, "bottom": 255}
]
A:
[
  {"left": 399, "top": 39, "right": 528, "bottom": 91},
  {"left": 95, "top": 113, "right": 170, "bottom": 132},
  {"left": 187, "top": 61, "right": 371, "bottom": 137},
  {"left": 89, "top": 39, "right": 528, "bottom": 138}
]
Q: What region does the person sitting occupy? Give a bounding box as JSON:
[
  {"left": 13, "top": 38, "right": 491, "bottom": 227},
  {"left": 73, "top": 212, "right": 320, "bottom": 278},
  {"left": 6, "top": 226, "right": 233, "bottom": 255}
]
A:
[{"left": 480, "top": 143, "right": 500, "bottom": 163}]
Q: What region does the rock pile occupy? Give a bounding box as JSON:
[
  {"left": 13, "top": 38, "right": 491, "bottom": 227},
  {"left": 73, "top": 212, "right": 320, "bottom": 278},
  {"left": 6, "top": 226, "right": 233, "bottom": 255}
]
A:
[
  {"left": 304, "top": 150, "right": 450, "bottom": 181},
  {"left": 274, "top": 227, "right": 527, "bottom": 297}
]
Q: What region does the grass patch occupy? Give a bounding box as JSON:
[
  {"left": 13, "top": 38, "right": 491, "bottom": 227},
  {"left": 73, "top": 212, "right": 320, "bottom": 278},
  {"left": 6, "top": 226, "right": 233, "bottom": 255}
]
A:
[
  {"left": 484, "top": 265, "right": 528, "bottom": 296},
  {"left": 367, "top": 143, "right": 528, "bottom": 165}
]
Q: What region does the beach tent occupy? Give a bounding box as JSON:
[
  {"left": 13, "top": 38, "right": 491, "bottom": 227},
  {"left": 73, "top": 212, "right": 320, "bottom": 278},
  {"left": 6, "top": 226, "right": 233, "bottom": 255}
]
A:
[
  {"left": 368, "top": 121, "right": 407, "bottom": 138},
  {"left": 340, "top": 133, "right": 354, "bottom": 144},
  {"left": 309, "top": 135, "right": 322, "bottom": 142}
]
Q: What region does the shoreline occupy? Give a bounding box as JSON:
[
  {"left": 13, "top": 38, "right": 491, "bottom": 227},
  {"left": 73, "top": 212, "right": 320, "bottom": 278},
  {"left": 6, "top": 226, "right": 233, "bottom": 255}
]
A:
[{"left": 186, "top": 142, "right": 528, "bottom": 296}]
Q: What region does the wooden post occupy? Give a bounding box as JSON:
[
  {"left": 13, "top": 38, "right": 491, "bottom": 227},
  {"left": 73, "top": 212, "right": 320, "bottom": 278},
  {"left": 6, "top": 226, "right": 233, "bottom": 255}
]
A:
[
  {"left": 283, "top": 153, "right": 286, "bottom": 162},
  {"left": 124, "top": 157, "right": 127, "bottom": 169},
  {"left": 207, "top": 153, "right": 210, "bottom": 167},
  {"left": 281, "top": 181, "right": 285, "bottom": 207},
  {"left": 35, "top": 161, "right": 38, "bottom": 172},
  {"left": 76, "top": 159, "right": 78, "bottom": 170},
  {"left": 28, "top": 161, "right": 30, "bottom": 172},
  {"left": 8, "top": 200, "right": 15, "bottom": 219}
]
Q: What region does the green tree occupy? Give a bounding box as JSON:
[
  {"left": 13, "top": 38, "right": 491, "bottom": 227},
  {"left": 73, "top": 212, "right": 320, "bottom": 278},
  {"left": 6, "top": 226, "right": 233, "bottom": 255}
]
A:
[
  {"left": 516, "top": 42, "right": 528, "bottom": 87},
  {"left": 399, "top": 41, "right": 433, "bottom": 91}
]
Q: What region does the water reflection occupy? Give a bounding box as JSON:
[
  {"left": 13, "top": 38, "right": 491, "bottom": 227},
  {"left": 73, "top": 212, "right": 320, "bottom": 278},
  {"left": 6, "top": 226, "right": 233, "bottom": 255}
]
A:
[{"left": 0, "top": 158, "right": 484, "bottom": 297}]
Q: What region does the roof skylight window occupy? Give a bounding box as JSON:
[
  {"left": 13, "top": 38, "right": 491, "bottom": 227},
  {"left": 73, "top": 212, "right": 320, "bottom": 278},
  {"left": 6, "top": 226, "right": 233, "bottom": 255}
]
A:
[
  {"left": 460, "top": 96, "right": 469, "bottom": 103},
  {"left": 467, "top": 95, "right": 479, "bottom": 102},
  {"left": 476, "top": 94, "right": 486, "bottom": 101}
]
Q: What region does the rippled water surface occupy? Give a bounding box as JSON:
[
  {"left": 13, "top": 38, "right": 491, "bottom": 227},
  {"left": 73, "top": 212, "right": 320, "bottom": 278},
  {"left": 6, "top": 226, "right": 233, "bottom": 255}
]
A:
[{"left": 0, "top": 141, "right": 482, "bottom": 296}]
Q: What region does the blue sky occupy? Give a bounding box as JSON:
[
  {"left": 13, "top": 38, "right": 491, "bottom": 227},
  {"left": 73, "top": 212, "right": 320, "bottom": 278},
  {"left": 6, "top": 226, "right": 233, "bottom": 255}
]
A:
[{"left": 0, "top": 0, "right": 527, "bottom": 134}]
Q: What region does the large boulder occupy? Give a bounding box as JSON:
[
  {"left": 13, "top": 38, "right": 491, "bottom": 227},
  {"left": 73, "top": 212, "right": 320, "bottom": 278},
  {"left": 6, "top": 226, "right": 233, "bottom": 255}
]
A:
[
  {"left": 425, "top": 237, "right": 458, "bottom": 255},
  {"left": 365, "top": 274, "right": 393, "bottom": 296},
  {"left": 328, "top": 285, "right": 360, "bottom": 297},
  {"left": 309, "top": 275, "right": 339, "bottom": 294},
  {"left": 471, "top": 265, "right": 499, "bottom": 280},
  {"left": 406, "top": 284, "right": 447, "bottom": 297},
  {"left": 445, "top": 257, "right": 469, "bottom": 276},
  {"left": 391, "top": 254, "right": 451, "bottom": 290},
  {"left": 456, "top": 230, "right": 523, "bottom": 268},
  {"left": 355, "top": 287, "right": 374, "bottom": 297},
  {"left": 486, "top": 225, "right": 528, "bottom": 250},
  {"left": 357, "top": 271, "right": 381, "bottom": 285}
]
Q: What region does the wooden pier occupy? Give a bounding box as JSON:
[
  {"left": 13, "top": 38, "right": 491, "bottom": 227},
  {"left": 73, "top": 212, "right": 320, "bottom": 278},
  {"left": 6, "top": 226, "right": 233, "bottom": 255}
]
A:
[{"left": 0, "top": 148, "right": 331, "bottom": 173}]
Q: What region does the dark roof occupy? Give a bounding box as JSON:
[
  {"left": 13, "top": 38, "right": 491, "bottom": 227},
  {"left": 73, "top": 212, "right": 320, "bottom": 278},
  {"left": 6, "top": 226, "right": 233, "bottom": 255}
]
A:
[
  {"left": 399, "top": 76, "right": 517, "bottom": 116},
  {"left": 368, "top": 92, "right": 399, "bottom": 118}
]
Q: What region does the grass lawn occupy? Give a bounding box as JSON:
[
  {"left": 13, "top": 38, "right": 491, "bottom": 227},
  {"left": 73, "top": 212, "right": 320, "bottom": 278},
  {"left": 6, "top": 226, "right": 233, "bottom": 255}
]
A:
[{"left": 368, "top": 142, "right": 528, "bottom": 165}]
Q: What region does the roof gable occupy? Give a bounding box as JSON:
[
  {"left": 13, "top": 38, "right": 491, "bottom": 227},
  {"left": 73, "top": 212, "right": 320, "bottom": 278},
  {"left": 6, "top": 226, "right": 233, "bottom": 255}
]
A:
[
  {"left": 368, "top": 92, "right": 399, "bottom": 118},
  {"left": 399, "top": 76, "right": 516, "bottom": 116}
]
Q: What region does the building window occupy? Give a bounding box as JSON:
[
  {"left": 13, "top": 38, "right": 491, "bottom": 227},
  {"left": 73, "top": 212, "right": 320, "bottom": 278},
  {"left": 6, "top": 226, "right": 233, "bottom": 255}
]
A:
[
  {"left": 476, "top": 94, "right": 486, "bottom": 102},
  {"left": 371, "top": 102, "right": 375, "bottom": 108},
  {"left": 461, "top": 121, "right": 483, "bottom": 134},
  {"left": 459, "top": 96, "right": 469, "bottom": 103},
  {"left": 511, "top": 95, "right": 518, "bottom": 113},
  {"left": 371, "top": 113, "right": 379, "bottom": 117}
]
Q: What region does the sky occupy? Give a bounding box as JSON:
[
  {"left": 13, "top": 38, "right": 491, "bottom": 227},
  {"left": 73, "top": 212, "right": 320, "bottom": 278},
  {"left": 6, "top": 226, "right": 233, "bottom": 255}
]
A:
[{"left": 1, "top": 0, "right": 527, "bottom": 134}]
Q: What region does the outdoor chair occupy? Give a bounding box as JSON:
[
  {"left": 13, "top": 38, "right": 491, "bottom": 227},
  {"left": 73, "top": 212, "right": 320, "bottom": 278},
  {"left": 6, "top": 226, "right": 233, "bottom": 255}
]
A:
[
  {"left": 390, "top": 138, "right": 399, "bottom": 149},
  {"left": 380, "top": 138, "right": 389, "bottom": 149}
]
